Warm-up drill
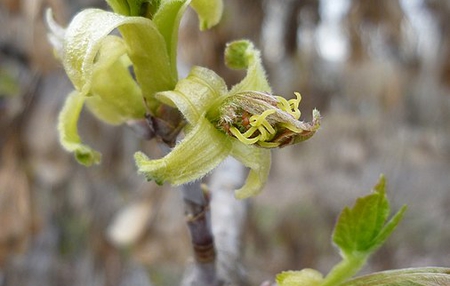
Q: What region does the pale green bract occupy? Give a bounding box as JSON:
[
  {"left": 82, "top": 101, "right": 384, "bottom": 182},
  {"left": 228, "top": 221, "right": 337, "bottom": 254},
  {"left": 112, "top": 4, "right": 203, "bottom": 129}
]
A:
[{"left": 46, "top": 0, "right": 223, "bottom": 166}]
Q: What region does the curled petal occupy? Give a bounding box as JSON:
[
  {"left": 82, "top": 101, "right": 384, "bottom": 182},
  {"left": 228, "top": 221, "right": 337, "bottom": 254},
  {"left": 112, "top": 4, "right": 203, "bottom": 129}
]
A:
[
  {"left": 288, "top": 109, "right": 321, "bottom": 145},
  {"left": 135, "top": 117, "right": 232, "bottom": 185},
  {"left": 230, "top": 141, "right": 271, "bottom": 199},
  {"left": 153, "top": 0, "right": 191, "bottom": 79},
  {"left": 85, "top": 35, "right": 145, "bottom": 124},
  {"left": 105, "top": 0, "right": 149, "bottom": 16},
  {"left": 58, "top": 91, "right": 101, "bottom": 166},
  {"left": 62, "top": 8, "right": 174, "bottom": 111},
  {"left": 190, "top": 0, "right": 223, "bottom": 30},
  {"left": 225, "top": 40, "right": 271, "bottom": 94},
  {"left": 46, "top": 9, "right": 66, "bottom": 58},
  {"left": 156, "top": 66, "right": 228, "bottom": 124}
]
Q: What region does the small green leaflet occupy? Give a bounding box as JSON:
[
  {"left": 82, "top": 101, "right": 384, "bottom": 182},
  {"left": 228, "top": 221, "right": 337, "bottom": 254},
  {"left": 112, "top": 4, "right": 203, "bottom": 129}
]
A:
[
  {"left": 332, "top": 175, "right": 407, "bottom": 259},
  {"left": 276, "top": 176, "right": 409, "bottom": 286}
]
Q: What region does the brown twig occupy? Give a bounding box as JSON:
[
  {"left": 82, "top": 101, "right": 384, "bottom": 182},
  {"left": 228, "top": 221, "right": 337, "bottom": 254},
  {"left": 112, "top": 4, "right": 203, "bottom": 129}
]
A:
[{"left": 181, "top": 181, "right": 221, "bottom": 286}]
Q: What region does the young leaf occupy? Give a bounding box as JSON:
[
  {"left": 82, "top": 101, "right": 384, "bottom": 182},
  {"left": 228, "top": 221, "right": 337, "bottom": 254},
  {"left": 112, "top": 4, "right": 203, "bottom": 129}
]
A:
[
  {"left": 332, "top": 175, "right": 407, "bottom": 259},
  {"left": 320, "top": 176, "right": 407, "bottom": 286},
  {"left": 340, "top": 267, "right": 450, "bottom": 286}
]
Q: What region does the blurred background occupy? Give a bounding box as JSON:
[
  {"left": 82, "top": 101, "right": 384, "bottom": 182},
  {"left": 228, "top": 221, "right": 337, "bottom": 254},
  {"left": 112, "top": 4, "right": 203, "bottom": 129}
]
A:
[{"left": 1, "top": 0, "right": 450, "bottom": 285}]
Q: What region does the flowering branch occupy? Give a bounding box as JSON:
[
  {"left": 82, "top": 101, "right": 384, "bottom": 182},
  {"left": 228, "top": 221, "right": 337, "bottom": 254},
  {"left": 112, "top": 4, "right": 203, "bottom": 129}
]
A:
[{"left": 47, "top": 1, "right": 321, "bottom": 285}]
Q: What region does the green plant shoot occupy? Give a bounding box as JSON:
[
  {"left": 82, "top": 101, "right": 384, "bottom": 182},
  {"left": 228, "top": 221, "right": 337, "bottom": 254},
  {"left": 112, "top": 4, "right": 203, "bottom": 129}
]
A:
[
  {"left": 277, "top": 175, "right": 408, "bottom": 286},
  {"left": 47, "top": 0, "right": 320, "bottom": 198}
]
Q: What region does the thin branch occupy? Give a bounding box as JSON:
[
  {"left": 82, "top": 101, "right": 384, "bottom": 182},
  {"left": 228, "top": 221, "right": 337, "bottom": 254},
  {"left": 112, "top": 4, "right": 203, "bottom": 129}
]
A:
[
  {"left": 180, "top": 157, "right": 251, "bottom": 286},
  {"left": 181, "top": 181, "right": 221, "bottom": 286}
]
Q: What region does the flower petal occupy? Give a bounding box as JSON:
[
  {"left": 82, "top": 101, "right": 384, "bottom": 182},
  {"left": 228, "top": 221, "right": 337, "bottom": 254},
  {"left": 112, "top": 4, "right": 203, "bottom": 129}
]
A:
[
  {"left": 85, "top": 35, "right": 145, "bottom": 124},
  {"left": 62, "top": 8, "right": 174, "bottom": 111},
  {"left": 156, "top": 66, "right": 228, "bottom": 124},
  {"left": 134, "top": 116, "right": 232, "bottom": 185},
  {"left": 226, "top": 40, "right": 271, "bottom": 94},
  {"left": 58, "top": 91, "right": 101, "bottom": 166},
  {"left": 153, "top": 0, "right": 190, "bottom": 79},
  {"left": 230, "top": 141, "right": 271, "bottom": 199},
  {"left": 46, "top": 9, "right": 65, "bottom": 58},
  {"left": 190, "top": 0, "right": 223, "bottom": 30},
  {"left": 106, "top": 0, "right": 154, "bottom": 16}
]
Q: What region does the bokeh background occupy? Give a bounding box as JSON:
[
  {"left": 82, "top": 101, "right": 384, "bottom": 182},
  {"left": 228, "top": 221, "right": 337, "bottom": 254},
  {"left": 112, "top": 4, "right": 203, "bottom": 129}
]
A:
[{"left": 1, "top": 0, "right": 450, "bottom": 285}]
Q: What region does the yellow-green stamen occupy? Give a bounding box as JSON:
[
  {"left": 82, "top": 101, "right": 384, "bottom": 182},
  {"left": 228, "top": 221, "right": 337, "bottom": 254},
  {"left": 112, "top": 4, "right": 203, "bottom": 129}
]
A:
[
  {"left": 230, "top": 126, "right": 260, "bottom": 144},
  {"left": 230, "top": 108, "right": 279, "bottom": 145},
  {"left": 250, "top": 109, "right": 276, "bottom": 141},
  {"left": 276, "top": 92, "right": 302, "bottom": 120}
]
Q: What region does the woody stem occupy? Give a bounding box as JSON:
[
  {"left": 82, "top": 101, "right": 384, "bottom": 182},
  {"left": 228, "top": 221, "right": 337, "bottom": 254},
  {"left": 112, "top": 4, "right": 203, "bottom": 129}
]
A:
[{"left": 181, "top": 182, "right": 220, "bottom": 286}]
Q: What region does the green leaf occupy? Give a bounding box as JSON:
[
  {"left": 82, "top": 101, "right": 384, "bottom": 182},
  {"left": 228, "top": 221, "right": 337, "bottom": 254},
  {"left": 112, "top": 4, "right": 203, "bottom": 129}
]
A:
[
  {"left": 276, "top": 269, "right": 323, "bottom": 286},
  {"left": 58, "top": 91, "right": 101, "bottom": 166},
  {"left": 190, "top": 0, "right": 223, "bottom": 30},
  {"left": 276, "top": 177, "right": 409, "bottom": 286},
  {"left": 319, "top": 176, "right": 407, "bottom": 286},
  {"left": 332, "top": 175, "right": 407, "bottom": 259},
  {"left": 340, "top": 267, "right": 450, "bottom": 286}
]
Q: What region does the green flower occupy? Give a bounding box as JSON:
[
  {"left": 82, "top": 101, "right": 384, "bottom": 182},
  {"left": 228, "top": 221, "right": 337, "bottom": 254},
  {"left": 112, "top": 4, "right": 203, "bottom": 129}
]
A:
[
  {"left": 135, "top": 40, "right": 320, "bottom": 199},
  {"left": 213, "top": 91, "right": 320, "bottom": 148},
  {"left": 48, "top": 0, "right": 319, "bottom": 199},
  {"left": 46, "top": 0, "right": 223, "bottom": 166}
]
